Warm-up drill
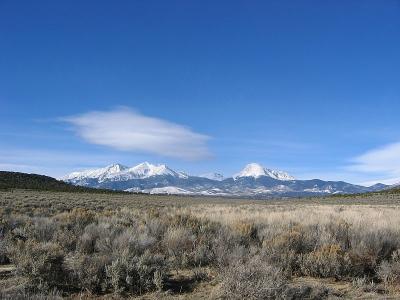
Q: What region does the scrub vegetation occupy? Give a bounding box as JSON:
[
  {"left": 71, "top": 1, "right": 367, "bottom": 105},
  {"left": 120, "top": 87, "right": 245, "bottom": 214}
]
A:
[{"left": 1, "top": 189, "right": 400, "bottom": 299}]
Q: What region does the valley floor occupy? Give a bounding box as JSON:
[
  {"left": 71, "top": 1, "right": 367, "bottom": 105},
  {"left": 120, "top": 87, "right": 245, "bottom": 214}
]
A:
[{"left": 1, "top": 190, "right": 400, "bottom": 299}]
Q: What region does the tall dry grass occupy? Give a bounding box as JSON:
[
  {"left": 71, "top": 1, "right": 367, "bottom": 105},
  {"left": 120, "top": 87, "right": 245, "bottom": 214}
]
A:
[{"left": 2, "top": 190, "right": 400, "bottom": 298}]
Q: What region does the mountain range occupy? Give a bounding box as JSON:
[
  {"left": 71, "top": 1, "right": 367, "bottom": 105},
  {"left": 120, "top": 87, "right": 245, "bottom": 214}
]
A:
[{"left": 61, "top": 162, "right": 389, "bottom": 197}]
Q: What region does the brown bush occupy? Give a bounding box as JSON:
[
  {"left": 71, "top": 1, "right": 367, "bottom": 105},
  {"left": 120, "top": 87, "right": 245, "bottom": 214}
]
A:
[
  {"left": 233, "top": 221, "right": 259, "bottom": 245},
  {"left": 163, "top": 226, "right": 194, "bottom": 267},
  {"left": 263, "top": 226, "right": 309, "bottom": 254},
  {"left": 54, "top": 208, "right": 95, "bottom": 231},
  {"left": 299, "top": 244, "right": 350, "bottom": 278},
  {"left": 377, "top": 249, "right": 400, "bottom": 291}
]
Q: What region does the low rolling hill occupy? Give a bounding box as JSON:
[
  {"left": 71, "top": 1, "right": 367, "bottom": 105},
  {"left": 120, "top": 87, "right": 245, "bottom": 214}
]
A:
[{"left": 0, "top": 171, "right": 126, "bottom": 194}]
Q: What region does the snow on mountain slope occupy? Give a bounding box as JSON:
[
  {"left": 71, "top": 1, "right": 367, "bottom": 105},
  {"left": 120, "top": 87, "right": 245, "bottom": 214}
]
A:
[
  {"left": 62, "top": 162, "right": 388, "bottom": 197},
  {"left": 233, "top": 163, "right": 295, "bottom": 181},
  {"left": 61, "top": 163, "right": 129, "bottom": 181},
  {"left": 126, "top": 162, "right": 179, "bottom": 178},
  {"left": 62, "top": 162, "right": 186, "bottom": 182},
  {"left": 176, "top": 171, "right": 189, "bottom": 179},
  {"left": 199, "top": 172, "right": 225, "bottom": 181},
  {"left": 143, "top": 186, "right": 194, "bottom": 195}
]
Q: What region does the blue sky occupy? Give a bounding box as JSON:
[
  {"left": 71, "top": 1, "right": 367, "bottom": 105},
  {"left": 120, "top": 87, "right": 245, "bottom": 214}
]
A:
[{"left": 1, "top": 0, "right": 400, "bottom": 185}]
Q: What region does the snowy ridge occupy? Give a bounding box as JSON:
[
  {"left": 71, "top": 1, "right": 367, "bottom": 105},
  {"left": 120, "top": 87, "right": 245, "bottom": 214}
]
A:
[
  {"left": 199, "top": 172, "right": 225, "bottom": 181},
  {"left": 62, "top": 162, "right": 186, "bottom": 182},
  {"left": 62, "top": 163, "right": 129, "bottom": 181},
  {"left": 143, "top": 186, "right": 193, "bottom": 195},
  {"left": 126, "top": 162, "right": 178, "bottom": 178},
  {"left": 62, "top": 162, "right": 388, "bottom": 197},
  {"left": 234, "top": 163, "right": 295, "bottom": 181}
]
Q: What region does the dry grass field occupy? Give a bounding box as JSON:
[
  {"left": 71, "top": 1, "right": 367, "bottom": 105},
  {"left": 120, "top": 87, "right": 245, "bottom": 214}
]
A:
[{"left": 1, "top": 189, "right": 400, "bottom": 299}]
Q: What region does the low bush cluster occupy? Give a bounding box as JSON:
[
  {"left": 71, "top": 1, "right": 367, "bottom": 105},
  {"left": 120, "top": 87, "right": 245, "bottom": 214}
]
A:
[
  {"left": 377, "top": 249, "right": 400, "bottom": 288},
  {"left": 9, "top": 240, "right": 66, "bottom": 290},
  {"left": 215, "top": 255, "right": 286, "bottom": 299},
  {"left": 299, "top": 244, "right": 351, "bottom": 278},
  {"left": 1, "top": 198, "right": 400, "bottom": 299},
  {"left": 1, "top": 209, "right": 225, "bottom": 297}
]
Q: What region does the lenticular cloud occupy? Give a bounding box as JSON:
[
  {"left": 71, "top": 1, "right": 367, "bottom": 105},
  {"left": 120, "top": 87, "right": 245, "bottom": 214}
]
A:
[{"left": 62, "top": 107, "right": 211, "bottom": 160}]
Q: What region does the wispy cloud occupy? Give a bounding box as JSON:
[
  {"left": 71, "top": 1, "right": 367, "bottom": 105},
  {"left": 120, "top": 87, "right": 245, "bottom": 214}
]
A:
[
  {"left": 293, "top": 142, "right": 400, "bottom": 186},
  {"left": 349, "top": 142, "right": 400, "bottom": 173},
  {"left": 346, "top": 142, "right": 400, "bottom": 185},
  {"left": 62, "top": 107, "right": 211, "bottom": 160}
]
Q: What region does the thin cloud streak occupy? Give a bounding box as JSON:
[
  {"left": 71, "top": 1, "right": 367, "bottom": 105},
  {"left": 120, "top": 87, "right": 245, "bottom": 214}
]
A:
[
  {"left": 62, "top": 108, "right": 211, "bottom": 160},
  {"left": 349, "top": 142, "right": 400, "bottom": 174},
  {"left": 344, "top": 142, "right": 400, "bottom": 185},
  {"left": 293, "top": 141, "right": 400, "bottom": 186}
]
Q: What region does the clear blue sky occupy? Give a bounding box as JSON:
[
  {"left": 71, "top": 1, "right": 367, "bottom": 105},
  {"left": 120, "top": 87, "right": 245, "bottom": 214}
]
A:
[{"left": 1, "top": 0, "right": 400, "bottom": 185}]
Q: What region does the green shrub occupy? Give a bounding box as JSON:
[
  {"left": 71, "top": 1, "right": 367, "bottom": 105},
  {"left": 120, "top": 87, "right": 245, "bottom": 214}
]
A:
[
  {"left": 9, "top": 240, "right": 66, "bottom": 290},
  {"left": 77, "top": 223, "right": 111, "bottom": 254},
  {"left": 215, "top": 255, "right": 287, "bottom": 299},
  {"left": 106, "top": 251, "right": 166, "bottom": 295},
  {"left": 70, "top": 254, "right": 111, "bottom": 293},
  {"left": 112, "top": 227, "right": 157, "bottom": 257}
]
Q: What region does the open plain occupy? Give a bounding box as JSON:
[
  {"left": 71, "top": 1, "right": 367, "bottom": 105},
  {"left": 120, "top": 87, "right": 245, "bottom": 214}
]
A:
[{"left": 1, "top": 190, "right": 400, "bottom": 299}]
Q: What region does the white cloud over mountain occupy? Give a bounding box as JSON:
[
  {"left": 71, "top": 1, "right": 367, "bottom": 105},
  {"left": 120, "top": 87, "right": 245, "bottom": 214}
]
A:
[
  {"left": 348, "top": 142, "right": 400, "bottom": 185},
  {"left": 63, "top": 107, "right": 211, "bottom": 160}
]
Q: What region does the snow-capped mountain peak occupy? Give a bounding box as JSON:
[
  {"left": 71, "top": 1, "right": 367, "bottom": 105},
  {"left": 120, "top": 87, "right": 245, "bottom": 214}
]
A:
[
  {"left": 62, "top": 162, "right": 187, "bottom": 182},
  {"left": 234, "top": 163, "right": 295, "bottom": 181},
  {"left": 62, "top": 162, "right": 388, "bottom": 196},
  {"left": 200, "top": 172, "right": 225, "bottom": 181},
  {"left": 127, "top": 162, "right": 177, "bottom": 178},
  {"left": 61, "top": 163, "right": 129, "bottom": 181},
  {"left": 234, "top": 163, "right": 266, "bottom": 178},
  {"left": 105, "top": 163, "right": 128, "bottom": 174}
]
